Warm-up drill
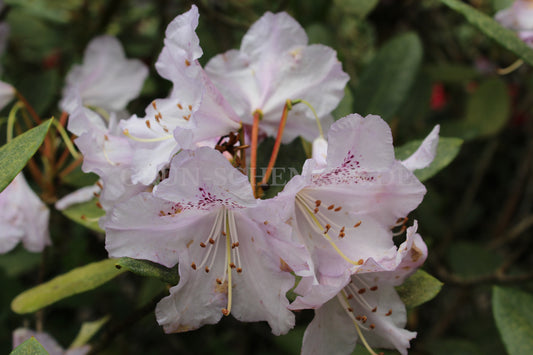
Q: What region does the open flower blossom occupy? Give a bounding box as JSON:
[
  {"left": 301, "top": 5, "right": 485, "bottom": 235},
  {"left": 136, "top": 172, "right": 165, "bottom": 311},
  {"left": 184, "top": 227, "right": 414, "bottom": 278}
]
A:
[
  {"left": 206, "top": 11, "right": 349, "bottom": 142},
  {"left": 296, "top": 222, "right": 427, "bottom": 355},
  {"left": 13, "top": 328, "right": 90, "bottom": 355},
  {"left": 60, "top": 35, "right": 148, "bottom": 114},
  {"left": 0, "top": 173, "right": 50, "bottom": 253},
  {"left": 119, "top": 5, "right": 241, "bottom": 185},
  {"left": 495, "top": 0, "right": 533, "bottom": 46},
  {"left": 276, "top": 114, "right": 435, "bottom": 294},
  {"left": 66, "top": 105, "right": 146, "bottom": 210},
  {"left": 103, "top": 147, "right": 304, "bottom": 335}
]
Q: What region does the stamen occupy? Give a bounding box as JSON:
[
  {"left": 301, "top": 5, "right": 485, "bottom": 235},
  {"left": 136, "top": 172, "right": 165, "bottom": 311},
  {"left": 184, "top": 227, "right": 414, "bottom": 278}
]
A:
[
  {"left": 222, "top": 211, "right": 233, "bottom": 316},
  {"left": 337, "top": 291, "right": 380, "bottom": 355},
  {"left": 354, "top": 221, "right": 362, "bottom": 228},
  {"left": 296, "top": 195, "right": 360, "bottom": 266},
  {"left": 123, "top": 129, "right": 173, "bottom": 142}
]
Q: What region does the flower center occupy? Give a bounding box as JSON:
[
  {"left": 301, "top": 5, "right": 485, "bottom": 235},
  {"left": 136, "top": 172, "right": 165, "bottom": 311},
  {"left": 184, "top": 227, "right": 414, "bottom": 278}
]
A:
[{"left": 295, "top": 191, "right": 363, "bottom": 266}]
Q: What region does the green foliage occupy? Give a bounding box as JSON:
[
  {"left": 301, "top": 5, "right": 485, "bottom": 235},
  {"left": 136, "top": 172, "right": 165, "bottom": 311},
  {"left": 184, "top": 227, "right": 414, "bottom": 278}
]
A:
[
  {"left": 396, "top": 270, "right": 443, "bottom": 308},
  {"left": 61, "top": 198, "right": 105, "bottom": 233},
  {"left": 442, "top": 78, "right": 510, "bottom": 140},
  {"left": 333, "top": 0, "right": 379, "bottom": 19},
  {"left": 10, "top": 337, "right": 49, "bottom": 355},
  {"left": 493, "top": 287, "right": 533, "bottom": 355},
  {"left": 447, "top": 242, "right": 502, "bottom": 278},
  {"left": 0, "top": 119, "right": 52, "bottom": 192},
  {"left": 115, "top": 257, "right": 180, "bottom": 285},
  {"left": 425, "top": 338, "right": 483, "bottom": 355},
  {"left": 5, "top": 0, "right": 84, "bottom": 24},
  {"left": 70, "top": 316, "right": 109, "bottom": 348},
  {"left": 439, "top": 0, "right": 533, "bottom": 66},
  {"left": 0, "top": 248, "right": 41, "bottom": 277},
  {"left": 11, "top": 259, "right": 126, "bottom": 314},
  {"left": 395, "top": 136, "right": 463, "bottom": 182},
  {"left": 425, "top": 64, "right": 480, "bottom": 83},
  {"left": 353, "top": 32, "right": 423, "bottom": 121}
]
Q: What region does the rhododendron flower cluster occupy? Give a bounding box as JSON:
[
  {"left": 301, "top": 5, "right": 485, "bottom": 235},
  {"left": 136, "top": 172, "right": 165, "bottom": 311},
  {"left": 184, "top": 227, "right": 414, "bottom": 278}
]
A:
[{"left": 58, "top": 5, "right": 438, "bottom": 355}]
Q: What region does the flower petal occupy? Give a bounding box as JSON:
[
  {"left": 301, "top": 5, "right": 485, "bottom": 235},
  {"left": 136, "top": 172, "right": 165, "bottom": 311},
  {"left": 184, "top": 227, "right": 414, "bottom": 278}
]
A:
[{"left": 401, "top": 125, "right": 440, "bottom": 172}]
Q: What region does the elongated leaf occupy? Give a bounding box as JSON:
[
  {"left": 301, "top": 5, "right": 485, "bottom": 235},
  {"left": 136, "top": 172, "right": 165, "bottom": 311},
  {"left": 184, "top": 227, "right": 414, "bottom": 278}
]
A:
[
  {"left": 396, "top": 270, "right": 443, "bottom": 308},
  {"left": 70, "top": 316, "right": 109, "bottom": 348},
  {"left": 396, "top": 137, "right": 463, "bottom": 182},
  {"left": 11, "top": 259, "right": 125, "bottom": 314},
  {"left": 439, "top": 0, "right": 533, "bottom": 66},
  {"left": 116, "top": 257, "right": 180, "bottom": 285},
  {"left": 463, "top": 78, "right": 510, "bottom": 138},
  {"left": 493, "top": 286, "right": 533, "bottom": 355},
  {"left": 0, "top": 119, "right": 52, "bottom": 192},
  {"left": 353, "top": 32, "right": 422, "bottom": 121},
  {"left": 61, "top": 198, "right": 105, "bottom": 233},
  {"left": 10, "top": 337, "right": 49, "bottom": 355}
]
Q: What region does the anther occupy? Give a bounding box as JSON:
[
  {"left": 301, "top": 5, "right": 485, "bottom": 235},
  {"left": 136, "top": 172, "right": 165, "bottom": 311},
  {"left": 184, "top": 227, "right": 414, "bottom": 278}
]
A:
[
  {"left": 96, "top": 181, "right": 103, "bottom": 189},
  {"left": 347, "top": 307, "right": 353, "bottom": 312},
  {"left": 96, "top": 201, "right": 103, "bottom": 209},
  {"left": 209, "top": 238, "right": 215, "bottom": 244},
  {"left": 145, "top": 120, "right": 151, "bottom": 128},
  {"left": 177, "top": 103, "right": 183, "bottom": 109},
  {"left": 357, "top": 259, "right": 364, "bottom": 265},
  {"left": 328, "top": 204, "right": 335, "bottom": 210},
  {"left": 315, "top": 200, "right": 321, "bottom": 207},
  {"left": 370, "top": 286, "right": 378, "bottom": 291},
  {"left": 185, "top": 59, "right": 191, "bottom": 66},
  {"left": 354, "top": 221, "right": 362, "bottom": 228},
  {"left": 385, "top": 309, "right": 392, "bottom": 316},
  {"left": 236, "top": 268, "right": 242, "bottom": 273},
  {"left": 361, "top": 316, "right": 367, "bottom": 323},
  {"left": 314, "top": 207, "right": 319, "bottom": 214},
  {"left": 370, "top": 324, "right": 375, "bottom": 330},
  {"left": 371, "top": 307, "right": 377, "bottom": 312},
  {"left": 230, "top": 263, "right": 236, "bottom": 269},
  {"left": 347, "top": 294, "right": 354, "bottom": 300},
  {"left": 200, "top": 242, "right": 206, "bottom": 248},
  {"left": 334, "top": 206, "right": 342, "bottom": 212},
  {"left": 216, "top": 278, "right": 222, "bottom": 284},
  {"left": 222, "top": 308, "right": 229, "bottom": 316},
  {"left": 188, "top": 105, "right": 192, "bottom": 111},
  {"left": 358, "top": 288, "right": 366, "bottom": 294},
  {"left": 205, "top": 266, "right": 210, "bottom": 273},
  {"left": 191, "top": 262, "right": 197, "bottom": 270},
  {"left": 264, "top": 221, "right": 268, "bottom": 225},
  {"left": 356, "top": 316, "right": 362, "bottom": 321},
  {"left": 152, "top": 101, "right": 157, "bottom": 110},
  {"left": 324, "top": 224, "right": 331, "bottom": 233},
  {"left": 222, "top": 231, "right": 226, "bottom": 236}
]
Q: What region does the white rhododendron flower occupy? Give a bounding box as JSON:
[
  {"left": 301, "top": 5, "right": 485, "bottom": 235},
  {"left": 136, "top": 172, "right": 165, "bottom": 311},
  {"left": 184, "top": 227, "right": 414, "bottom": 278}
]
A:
[
  {"left": 60, "top": 35, "right": 148, "bottom": 113},
  {"left": 0, "top": 173, "right": 50, "bottom": 253},
  {"left": 13, "top": 328, "right": 90, "bottom": 355}
]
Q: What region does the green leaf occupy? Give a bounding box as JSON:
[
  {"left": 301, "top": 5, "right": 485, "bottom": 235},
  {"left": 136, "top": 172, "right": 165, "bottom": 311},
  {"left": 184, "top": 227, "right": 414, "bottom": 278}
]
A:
[
  {"left": 0, "top": 119, "right": 52, "bottom": 192},
  {"left": 5, "top": 0, "right": 84, "bottom": 24},
  {"left": 493, "top": 286, "right": 533, "bottom": 355},
  {"left": 61, "top": 198, "right": 105, "bottom": 233},
  {"left": 463, "top": 78, "right": 510, "bottom": 138},
  {"left": 353, "top": 32, "right": 423, "bottom": 121},
  {"left": 395, "top": 136, "right": 463, "bottom": 182},
  {"left": 425, "top": 338, "right": 483, "bottom": 355},
  {"left": 70, "top": 316, "right": 109, "bottom": 348},
  {"left": 11, "top": 259, "right": 126, "bottom": 314},
  {"left": 424, "top": 64, "right": 480, "bottom": 83},
  {"left": 10, "top": 337, "right": 49, "bottom": 355},
  {"left": 116, "top": 257, "right": 180, "bottom": 285},
  {"left": 396, "top": 269, "right": 443, "bottom": 308},
  {"left": 439, "top": 0, "right": 533, "bottom": 67}
]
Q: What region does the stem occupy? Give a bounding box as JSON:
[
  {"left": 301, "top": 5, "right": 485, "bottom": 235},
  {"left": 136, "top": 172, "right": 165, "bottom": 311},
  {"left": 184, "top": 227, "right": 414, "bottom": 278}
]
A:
[
  {"left": 59, "top": 157, "right": 83, "bottom": 179},
  {"left": 15, "top": 91, "right": 42, "bottom": 124},
  {"left": 260, "top": 100, "right": 291, "bottom": 187},
  {"left": 59, "top": 111, "right": 69, "bottom": 127},
  {"left": 497, "top": 59, "right": 524, "bottom": 75},
  {"left": 250, "top": 110, "right": 262, "bottom": 197},
  {"left": 296, "top": 99, "right": 324, "bottom": 138},
  {"left": 6, "top": 101, "right": 24, "bottom": 142},
  {"left": 238, "top": 126, "right": 246, "bottom": 172},
  {"left": 53, "top": 120, "right": 80, "bottom": 159}
]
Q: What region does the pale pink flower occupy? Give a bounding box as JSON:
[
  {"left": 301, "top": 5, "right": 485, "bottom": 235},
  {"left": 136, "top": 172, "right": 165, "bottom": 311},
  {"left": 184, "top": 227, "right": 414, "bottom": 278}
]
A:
[
  {"left": 120, "top": 5, "right": 240, "bottom": 185},
  {"left": 0, "top": 173, "right": 50, "bottom": 253},
  {"left": 103, "top": 147, "right": 302, "bottom": 334},
  {"left": 297, "top": 222, "right": 427, "bottom": 355},
  {"left": 495, "top": 0, "right": 533, "bottom": 46},
  {"left": 205, "top": 11, "right": 349, "bottom": 142},
  {"left": 276, "top": 114, "right": 429, "bottom": 290},
  {"left": 60, "top": 35, "right": 148, "bottom": 113}
]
